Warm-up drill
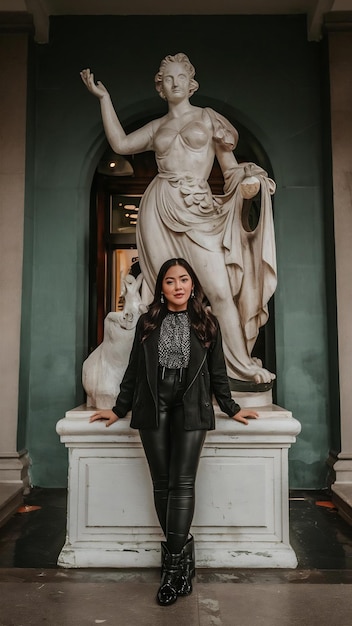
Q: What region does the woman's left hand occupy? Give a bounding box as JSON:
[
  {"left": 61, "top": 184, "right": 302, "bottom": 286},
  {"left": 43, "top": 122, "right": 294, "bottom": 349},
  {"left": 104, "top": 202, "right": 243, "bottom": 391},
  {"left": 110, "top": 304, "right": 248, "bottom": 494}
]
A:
[
  {"left": 89, "top": 409, "right": 119, "bottom": 427},
  {"left": 232, "top": 409, "right": 259, "bottom": 425}
]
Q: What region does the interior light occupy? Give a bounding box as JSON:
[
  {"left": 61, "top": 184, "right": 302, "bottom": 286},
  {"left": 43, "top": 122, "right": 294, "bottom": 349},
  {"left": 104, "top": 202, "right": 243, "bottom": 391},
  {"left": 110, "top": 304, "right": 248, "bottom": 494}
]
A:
[
  {"left": 97, "top": 150, "right": 134, "bottom": 176},
  {"left": 124, "top": 204, "right": 136, "bottom": 210}
]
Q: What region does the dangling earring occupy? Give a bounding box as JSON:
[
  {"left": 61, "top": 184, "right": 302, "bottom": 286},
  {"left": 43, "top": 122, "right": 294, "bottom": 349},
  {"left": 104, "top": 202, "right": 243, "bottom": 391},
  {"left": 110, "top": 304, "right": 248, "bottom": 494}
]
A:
[
  {"left": 191, "top": 288, "right": 195, "bottom": 299},
  {"left": 161, "top": 293, "right": 164, "bottom": 304}
]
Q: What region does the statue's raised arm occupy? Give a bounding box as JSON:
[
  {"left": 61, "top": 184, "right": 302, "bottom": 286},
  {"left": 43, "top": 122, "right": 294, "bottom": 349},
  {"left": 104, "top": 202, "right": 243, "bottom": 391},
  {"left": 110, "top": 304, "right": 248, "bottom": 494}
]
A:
[{"left": 80, "top": 68, "right": 154, "bottom": 155}]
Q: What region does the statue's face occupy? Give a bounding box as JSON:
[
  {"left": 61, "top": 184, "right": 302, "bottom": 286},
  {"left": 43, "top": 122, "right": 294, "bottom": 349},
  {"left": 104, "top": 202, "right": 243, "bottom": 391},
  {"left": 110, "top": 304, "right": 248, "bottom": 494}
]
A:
[{"left": 161, "top": 62, "right": 191, "bottom": 102}]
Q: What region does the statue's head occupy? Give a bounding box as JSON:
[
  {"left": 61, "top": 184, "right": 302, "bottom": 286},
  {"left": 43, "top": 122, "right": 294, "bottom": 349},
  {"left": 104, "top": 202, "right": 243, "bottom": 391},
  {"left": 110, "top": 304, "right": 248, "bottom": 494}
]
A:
[{"left": 155, "top": 53, "right": 199, "bottom": 101}]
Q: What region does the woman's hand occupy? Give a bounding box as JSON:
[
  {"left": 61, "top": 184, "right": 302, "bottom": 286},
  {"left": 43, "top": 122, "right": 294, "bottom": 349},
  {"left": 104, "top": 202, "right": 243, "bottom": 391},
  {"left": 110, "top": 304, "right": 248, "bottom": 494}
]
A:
[
  {"left": 232, "top": 409, "right": 259, "bottom": 425},
  {"left": 80, "top": 68, "right": 109, "bottom": 100},
  {"left": 89, "top": 409, "right": 119, "bottom": 427}
]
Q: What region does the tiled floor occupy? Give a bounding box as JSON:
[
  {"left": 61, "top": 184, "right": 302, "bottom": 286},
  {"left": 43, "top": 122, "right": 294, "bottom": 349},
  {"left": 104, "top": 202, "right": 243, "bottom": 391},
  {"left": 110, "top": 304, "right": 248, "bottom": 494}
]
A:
[{"left": 0, "top": 488, "right": 352, "bottom": 625}]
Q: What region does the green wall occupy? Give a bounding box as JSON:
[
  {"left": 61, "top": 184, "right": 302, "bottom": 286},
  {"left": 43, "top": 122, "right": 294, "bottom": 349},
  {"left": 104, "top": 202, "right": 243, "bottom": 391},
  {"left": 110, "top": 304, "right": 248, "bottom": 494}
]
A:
[{"left": 20, "top": 14, "right": 336, "bottom": 487}]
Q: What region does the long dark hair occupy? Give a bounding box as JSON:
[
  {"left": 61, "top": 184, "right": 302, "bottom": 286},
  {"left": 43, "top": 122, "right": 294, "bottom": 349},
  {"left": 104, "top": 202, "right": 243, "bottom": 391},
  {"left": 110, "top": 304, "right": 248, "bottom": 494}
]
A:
[{"left": 141, "top": 258, "right": 217, "bottom": 347}]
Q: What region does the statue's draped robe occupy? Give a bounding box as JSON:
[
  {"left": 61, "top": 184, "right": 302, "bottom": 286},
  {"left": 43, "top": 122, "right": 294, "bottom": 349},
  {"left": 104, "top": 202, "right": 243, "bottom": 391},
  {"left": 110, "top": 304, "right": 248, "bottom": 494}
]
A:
[{"left": 137, "top": 108, "right": 276, "bottom": 380}]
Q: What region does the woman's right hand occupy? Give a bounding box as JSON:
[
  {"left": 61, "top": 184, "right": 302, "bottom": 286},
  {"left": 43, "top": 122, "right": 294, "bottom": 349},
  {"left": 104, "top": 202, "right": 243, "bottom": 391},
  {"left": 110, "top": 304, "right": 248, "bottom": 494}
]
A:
[
  {"left": 89, "top": 409, "right": 119, "bottom": 427},
  {"left": 80, "top": 68, "right": 109, "bottom": 100}
]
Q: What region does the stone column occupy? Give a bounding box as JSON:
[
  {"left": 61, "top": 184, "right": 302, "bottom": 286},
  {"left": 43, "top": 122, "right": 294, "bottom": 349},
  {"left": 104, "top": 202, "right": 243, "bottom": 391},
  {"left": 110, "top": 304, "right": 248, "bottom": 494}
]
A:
[
  {"left": 328, "top": 23, "right": 352, "bottom": 524},
  {"left": 0, "top": 33, "right": 29, "bottom": 525}
]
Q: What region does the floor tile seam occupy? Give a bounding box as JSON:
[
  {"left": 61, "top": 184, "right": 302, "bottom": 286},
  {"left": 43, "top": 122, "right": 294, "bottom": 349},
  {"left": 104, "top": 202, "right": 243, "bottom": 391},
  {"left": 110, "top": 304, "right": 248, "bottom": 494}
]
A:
[{"left": 1, "top": 577, "right": 352, "bottom": 584}]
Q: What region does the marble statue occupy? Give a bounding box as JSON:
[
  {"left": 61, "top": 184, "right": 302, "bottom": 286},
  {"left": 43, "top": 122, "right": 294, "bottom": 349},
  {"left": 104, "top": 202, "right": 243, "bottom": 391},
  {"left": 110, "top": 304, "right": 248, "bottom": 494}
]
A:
[
  {"left": 80, "top": 53, "right": 277, "bottom": 384},
  {"left": 82, "top": 273, "right": 147, "bottom": 409}
]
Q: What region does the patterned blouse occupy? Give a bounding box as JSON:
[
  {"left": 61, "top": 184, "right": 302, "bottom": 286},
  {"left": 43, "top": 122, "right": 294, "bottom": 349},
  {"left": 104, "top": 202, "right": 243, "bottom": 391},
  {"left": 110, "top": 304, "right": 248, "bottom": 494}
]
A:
[{"left": 158, "top": 311, "right": 191, "bottom": 369}]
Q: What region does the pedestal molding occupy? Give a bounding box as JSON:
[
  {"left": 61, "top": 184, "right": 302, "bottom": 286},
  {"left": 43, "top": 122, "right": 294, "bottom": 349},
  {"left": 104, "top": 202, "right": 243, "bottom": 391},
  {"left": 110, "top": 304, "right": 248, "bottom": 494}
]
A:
[{"left": 0, "top": 449, "right": 30, "bottom": 489}]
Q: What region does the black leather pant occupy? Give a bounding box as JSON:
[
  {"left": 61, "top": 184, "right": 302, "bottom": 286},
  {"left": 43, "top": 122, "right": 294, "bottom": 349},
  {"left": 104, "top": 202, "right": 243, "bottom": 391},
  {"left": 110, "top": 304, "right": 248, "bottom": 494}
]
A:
[{"left": 139, "top": 367, "right": 206, "bottom": 554}]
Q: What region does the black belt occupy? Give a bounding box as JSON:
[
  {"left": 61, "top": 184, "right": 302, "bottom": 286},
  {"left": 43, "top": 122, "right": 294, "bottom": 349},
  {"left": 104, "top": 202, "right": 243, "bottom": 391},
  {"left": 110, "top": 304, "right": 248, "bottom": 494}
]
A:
[{"left": 158, "top": 365, "right": 188, "bottom": 382}]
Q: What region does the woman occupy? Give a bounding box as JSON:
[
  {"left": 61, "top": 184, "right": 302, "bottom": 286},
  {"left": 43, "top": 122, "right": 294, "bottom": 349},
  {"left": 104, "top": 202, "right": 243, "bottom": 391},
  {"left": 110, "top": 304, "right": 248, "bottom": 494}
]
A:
[
  {"left": 80, "top": 53, "right": 276, "bottom": 384},
  {"left": 90, "top": 258, "right": 258, "bottom": 606}
]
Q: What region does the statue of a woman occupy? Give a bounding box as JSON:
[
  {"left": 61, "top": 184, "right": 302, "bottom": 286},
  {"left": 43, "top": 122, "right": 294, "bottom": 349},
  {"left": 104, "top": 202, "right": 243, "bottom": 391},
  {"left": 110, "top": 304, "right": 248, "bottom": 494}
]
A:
[{"left": 81, "top": 53, "right": 277, "bottom": 384}]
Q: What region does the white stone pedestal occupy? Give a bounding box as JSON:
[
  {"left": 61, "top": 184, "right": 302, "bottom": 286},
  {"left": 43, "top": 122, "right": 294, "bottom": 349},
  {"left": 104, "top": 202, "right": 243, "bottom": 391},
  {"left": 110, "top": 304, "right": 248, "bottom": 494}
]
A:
[{"left": 56, "top": 404, "right": 301, "bottom": 569}]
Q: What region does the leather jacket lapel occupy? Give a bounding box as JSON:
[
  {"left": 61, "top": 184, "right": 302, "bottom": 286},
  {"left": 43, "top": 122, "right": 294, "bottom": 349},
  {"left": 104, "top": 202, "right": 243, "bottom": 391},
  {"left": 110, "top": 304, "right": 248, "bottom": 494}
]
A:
[
  {"left": 143, "top": 327, "right": 159, "bottom": 405},
  {"left": 186, "top": 330, "right": 207, "bottom": 389}
]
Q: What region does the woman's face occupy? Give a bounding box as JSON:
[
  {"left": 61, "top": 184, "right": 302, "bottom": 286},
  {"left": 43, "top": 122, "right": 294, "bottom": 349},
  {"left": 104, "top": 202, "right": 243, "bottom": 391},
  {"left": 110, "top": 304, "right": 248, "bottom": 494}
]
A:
[
  {"left": 161, "top": 62, "right": 191, "bottom": 102},
  {"left": 162, "top": 265, "right": 193, "bottom": 311}
]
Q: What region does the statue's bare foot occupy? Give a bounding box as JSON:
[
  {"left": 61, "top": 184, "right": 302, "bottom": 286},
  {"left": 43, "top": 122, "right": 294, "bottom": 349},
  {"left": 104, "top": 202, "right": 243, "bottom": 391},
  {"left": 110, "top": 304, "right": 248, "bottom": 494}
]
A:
[
  {"left": 226, "top": 358, "right": 276, "bottom": 384},
  {"left": 245, "top": 356, "right": 276, "bottom": 384},
  {"left": 252, "top": 367, "right": 276, "bottom": 384}
]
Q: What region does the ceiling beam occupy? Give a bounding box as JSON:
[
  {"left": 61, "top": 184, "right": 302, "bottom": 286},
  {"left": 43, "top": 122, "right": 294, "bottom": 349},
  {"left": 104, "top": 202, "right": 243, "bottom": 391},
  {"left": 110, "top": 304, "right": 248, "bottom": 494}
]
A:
[
  {"left": 25, "top": 0, "right": 48, "bottom": 43},
  {"left": 307, "top": 0, "right": 335, "bottom": 39}
]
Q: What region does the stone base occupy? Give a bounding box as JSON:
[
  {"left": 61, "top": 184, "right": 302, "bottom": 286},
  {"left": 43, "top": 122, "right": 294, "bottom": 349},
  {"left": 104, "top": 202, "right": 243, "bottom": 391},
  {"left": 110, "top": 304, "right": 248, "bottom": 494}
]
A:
[
  {"left": 0, "top": 449, "right": 29, "bottom": 527},
  {"left": 56, "top": 404, "right": 301, "bottom": 569},
  {"left": 0, "top": 450, "right": 30, "bottom": 487},
  {"left": 0, "top": 483, "right": 23, "bottom": 529},
  {"left": 332, "top": 484, "right": 352, "bottom": 526},
  {"left": 58, "top": 540, "right": 298, "bottom": 570},
  {"left": 332, "top": 455, "right": 352, "bottom": 525}
]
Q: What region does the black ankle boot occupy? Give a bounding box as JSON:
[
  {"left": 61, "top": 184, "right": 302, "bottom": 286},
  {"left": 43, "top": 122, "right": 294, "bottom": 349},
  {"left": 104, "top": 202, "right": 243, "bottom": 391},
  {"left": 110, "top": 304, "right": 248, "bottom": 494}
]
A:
[
  {"left": 177, "top": 535, "right": 195, "bottom": 596},
  {"left": 157, "top": 547, "right": 182, "bottom": 606}
]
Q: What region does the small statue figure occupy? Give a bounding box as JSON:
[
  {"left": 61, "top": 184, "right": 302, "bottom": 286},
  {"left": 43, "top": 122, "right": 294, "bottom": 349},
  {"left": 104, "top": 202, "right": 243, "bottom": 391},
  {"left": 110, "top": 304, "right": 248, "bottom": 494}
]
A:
[
  {"left": 81, "top": 53, "right": 277, "bottom": 384},
  {"left": 82, "top": 273, "right": 147, "bottom": 408}
]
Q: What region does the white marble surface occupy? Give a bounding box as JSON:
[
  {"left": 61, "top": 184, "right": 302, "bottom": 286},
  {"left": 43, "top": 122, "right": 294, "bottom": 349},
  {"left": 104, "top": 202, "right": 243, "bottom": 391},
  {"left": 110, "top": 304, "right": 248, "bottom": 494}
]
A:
[
  {"left": 56, "top": 404, "right": 301, "bottom": 569},
  {"left": 82, "top": 273, "right": 147, "bottom": 409}
]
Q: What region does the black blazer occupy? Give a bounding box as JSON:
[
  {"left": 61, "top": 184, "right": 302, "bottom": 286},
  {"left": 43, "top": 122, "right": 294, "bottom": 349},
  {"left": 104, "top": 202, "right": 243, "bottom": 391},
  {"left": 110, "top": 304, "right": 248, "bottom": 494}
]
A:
[{"left": 113, "top": 314, "right": 240, "bottom": 430}]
